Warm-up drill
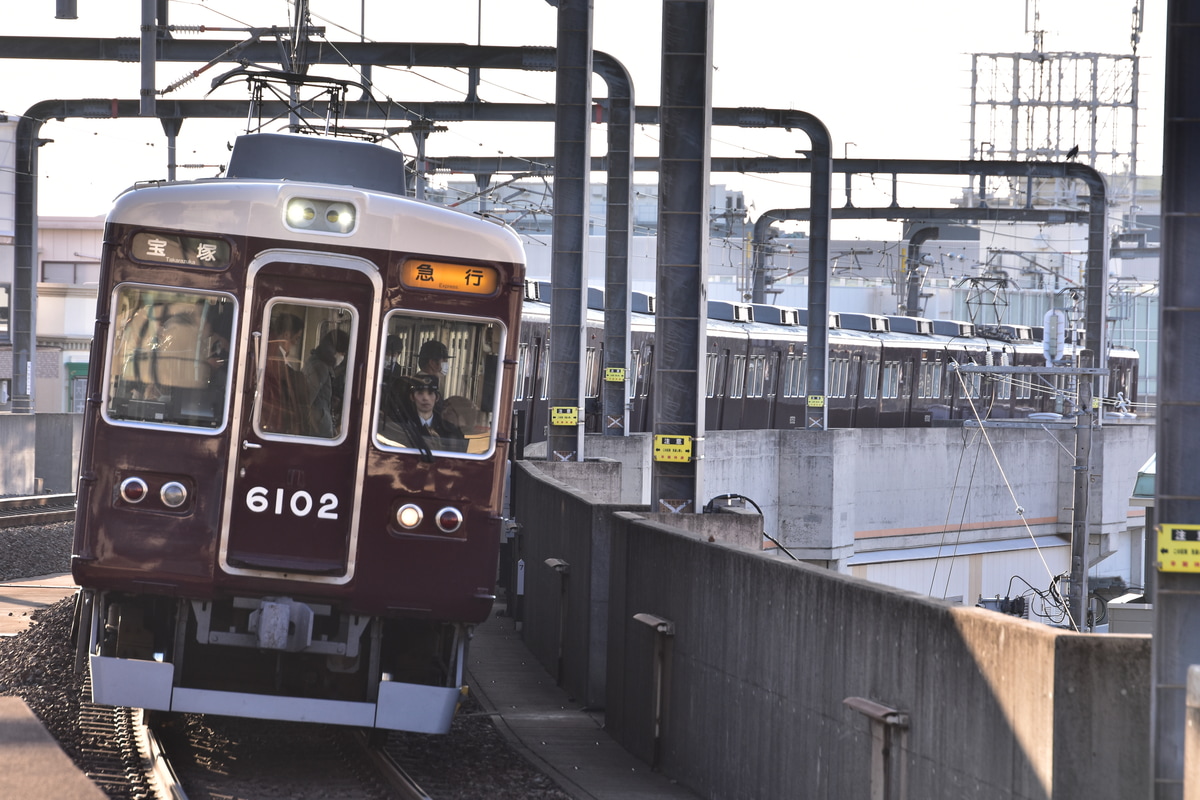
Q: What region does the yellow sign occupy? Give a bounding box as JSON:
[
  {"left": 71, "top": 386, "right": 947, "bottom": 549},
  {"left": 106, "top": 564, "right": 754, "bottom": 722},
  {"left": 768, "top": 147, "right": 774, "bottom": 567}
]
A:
[
  {"left": 550, "top": 406, "right": 579, "bottom": 426},
  {"left": 1157, "top": 524, "right": 1200, "bottom": 573},
  {"left": 654, "top": 435, "right": 693, "bottom": 463},
  {"left": 807, "top": 395, "right": 826, "bottom": 408},
  {"left": 401, "top": 259, "right": 499, "bottom": 295},
  {"left": 605, "top": 367, "right": 626, "bottom": 382}
]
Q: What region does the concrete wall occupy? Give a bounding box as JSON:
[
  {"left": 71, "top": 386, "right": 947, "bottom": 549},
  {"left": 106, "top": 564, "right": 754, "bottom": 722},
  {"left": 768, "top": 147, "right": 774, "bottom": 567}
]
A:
[
  {"left": 511, "top": 460, "right": 1151, "bottom": 799},
  {"left": 34, "top": 413, "right": 83, "bottom": 494},
  {"left": 0, "top": 413, "right": 36, "bottom": 495},
  {"left": 0, "top": 412, "right": 82, "bottom": 495},
  {"left": 570, "top": 423, "right": 1156, "bottom": 587}
]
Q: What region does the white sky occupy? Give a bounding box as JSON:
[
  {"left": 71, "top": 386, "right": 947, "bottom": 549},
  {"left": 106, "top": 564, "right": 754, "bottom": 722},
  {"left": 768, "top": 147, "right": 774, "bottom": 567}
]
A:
[{"left": 0, "top": 0, "right": 1166, "bottom": 236}]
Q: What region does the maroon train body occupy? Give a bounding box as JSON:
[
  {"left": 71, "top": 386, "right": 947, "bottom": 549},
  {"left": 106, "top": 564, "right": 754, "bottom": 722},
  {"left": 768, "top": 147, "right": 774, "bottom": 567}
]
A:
[{"left": 72, "top": 133, "right": 525, "bottom": 733}]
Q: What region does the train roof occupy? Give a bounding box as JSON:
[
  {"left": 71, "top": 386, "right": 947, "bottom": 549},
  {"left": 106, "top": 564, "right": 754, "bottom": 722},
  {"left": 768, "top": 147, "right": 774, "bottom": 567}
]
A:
[
  {"left": 226, "top": 133, "right": 407, "bottom": 196},
  {"left": 109, "top": 172, "right": 526, "bottom": 266}
]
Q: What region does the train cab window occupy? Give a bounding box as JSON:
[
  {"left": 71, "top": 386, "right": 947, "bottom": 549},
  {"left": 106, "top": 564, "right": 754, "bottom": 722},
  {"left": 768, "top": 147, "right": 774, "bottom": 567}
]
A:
[
  {"left": 376, "top": 312, "right": 505, "bottom": 457},
  {"left": 104, "top": 285, "right": 236, "bottom": 431},
  {"left": 255, "top": 301, "right": 356, "bottom": 441}
]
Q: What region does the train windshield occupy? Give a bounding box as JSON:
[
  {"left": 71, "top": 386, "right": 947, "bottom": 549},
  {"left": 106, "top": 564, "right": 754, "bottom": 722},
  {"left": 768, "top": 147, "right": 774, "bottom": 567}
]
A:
[
  {"left": 376, "top": 312, "right": 505, "bottom": 457},
  {"left": 103, "top": 285, "right": 237, "bottom": 431}
]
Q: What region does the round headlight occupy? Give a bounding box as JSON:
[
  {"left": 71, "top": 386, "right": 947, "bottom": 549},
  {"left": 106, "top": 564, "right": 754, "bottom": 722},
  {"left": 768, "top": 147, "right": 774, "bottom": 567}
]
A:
[
  {"left": 435, "top": 506, "right": 463, "bottom": 533},
  {"left": 160, "top": 481, "right": 188, "bottom": 509},
  {"left": 286, "top": 199, "right": 318, "bottom": 228},
  {"left": 324, "top": 202, "right": 355, "bottom": 232},
  {"left": 396, "top": 503, "right": 423, "bottom": 529},
  {"left": 120, "top": 477, "right": 148, "bottom": 504}
]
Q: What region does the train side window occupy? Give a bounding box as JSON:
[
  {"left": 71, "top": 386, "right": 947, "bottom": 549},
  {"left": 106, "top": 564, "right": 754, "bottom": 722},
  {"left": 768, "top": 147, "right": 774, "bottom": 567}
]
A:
[
  {"left": 705, "top": 352, "right": 720, "bottom": 398},
  {"left": 585, "top": 346, "right": 601, "bottom": 398},
  {"left": 538, "top": 341, "right": 550, "bottom": 401},
  {"left": 882, "top": 361, "right": 901, "bottom": 399},
  {"left": 104, "top": 285, "right": 237, "bottom": 432},
  {"left": 729, "top": 355, "right": 746, "bottom": 399},
  {"left": 828, "top": 357, "right": 848, "bottom": 399},
  {"left": 996, "top": 353, "right": 1012, "bottom": 400},
  {"left": 862, "top": 360, "right": 879, "bottom": 400},
  {"left": 515, "top": 343, "right": 530, "bottom": 401},
  {"left": 376, "top": 311, "right": 505, "bottom": 457},
  {"left": 747, "top": 354, "right": 767, "bottom": 398}
]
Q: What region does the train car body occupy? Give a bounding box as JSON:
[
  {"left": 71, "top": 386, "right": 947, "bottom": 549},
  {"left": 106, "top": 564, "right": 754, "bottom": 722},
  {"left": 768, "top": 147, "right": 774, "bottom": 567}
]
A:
[
  {"left": 510, "top": 294, "right": 1139, "bottom": 449},
  {"left": 73, "top": 134, "right": 525, "bottom": 733}
]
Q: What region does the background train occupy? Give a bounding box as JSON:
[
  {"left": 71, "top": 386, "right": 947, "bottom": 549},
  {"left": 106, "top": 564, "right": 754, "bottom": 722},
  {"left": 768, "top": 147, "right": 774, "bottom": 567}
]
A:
[
  {"left": 72, "top": 132, "right": 525, "bottom": 733},
  {"left": 512, "top": 284, "right": 1140, "bottom": 446}
]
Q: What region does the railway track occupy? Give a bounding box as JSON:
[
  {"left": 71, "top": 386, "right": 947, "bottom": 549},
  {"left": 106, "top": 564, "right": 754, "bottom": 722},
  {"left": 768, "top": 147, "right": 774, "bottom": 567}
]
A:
[{"left": 0, "top": 493, "right": 76, "bottom": 528}]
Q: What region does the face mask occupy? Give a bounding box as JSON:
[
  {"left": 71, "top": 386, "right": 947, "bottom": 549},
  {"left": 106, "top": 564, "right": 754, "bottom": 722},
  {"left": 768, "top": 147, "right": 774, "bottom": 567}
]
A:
[
  {"left": 335, "top": 354, "right": 345, "bottom": 367},
  {"left": 440, "top": 361, "right": 450, "bottom": 376}
]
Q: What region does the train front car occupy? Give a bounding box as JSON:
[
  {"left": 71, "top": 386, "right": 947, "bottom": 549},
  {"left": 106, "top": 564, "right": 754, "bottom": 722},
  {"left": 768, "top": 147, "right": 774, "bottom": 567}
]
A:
[{"left": 71, "top": 134, "right": 525, "bottom": 734}]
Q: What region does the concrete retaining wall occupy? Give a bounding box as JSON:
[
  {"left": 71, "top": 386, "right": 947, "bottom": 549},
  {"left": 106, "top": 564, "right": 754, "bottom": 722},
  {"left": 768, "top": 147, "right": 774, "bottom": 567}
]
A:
[
  {"left": 0, "top": 413, "right": 83, "bottom": 495},
  {"left": 0, "top": 414, "right": 36, "bottom": 496},
  {"left": 34, "top": 414, "right": 83, "bottom": 494},
  {"left": 512, "top": 451, "right": 1151, "bottom": 799}
]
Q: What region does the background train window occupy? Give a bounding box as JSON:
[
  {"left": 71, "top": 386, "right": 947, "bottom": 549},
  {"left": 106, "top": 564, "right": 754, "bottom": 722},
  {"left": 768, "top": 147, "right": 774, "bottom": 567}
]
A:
[
  {"left": 783, "top": 353, "right": 806, "bottom": 397},
  {"left": 256, "top": 301, "right": 356, "bottom": 441},
  {"left": 746, "top": 354, "right": 767, "bottom": 398},
  {"left": 728, "top": 354, "right": 746, "bottom": 399},
  {"left": 828, "top": 357, "right": 849, "bottom": 399},
  {"left": 919, "top": 360, "right": 944, "bottom": 399},
  {"left": 862, "top": 360, "right": 879, "bottom": 400},
  {"left": 585, "top": 346, "right": 601, "bottom": 398},
  {"left": 516, "top": 342, "right": 531, "bottom": 401},
  {"left": 882, "top": 361, "right": 901, "bottom": 399},
  {"left": 376, "top": 311, "right": 504, "bottom": 456},
  {"left": 996, "top": 353, "right": 1013, "bottom": 400},
  {"left": 104, "top": 286, "right": 236, "bottom": 431}
]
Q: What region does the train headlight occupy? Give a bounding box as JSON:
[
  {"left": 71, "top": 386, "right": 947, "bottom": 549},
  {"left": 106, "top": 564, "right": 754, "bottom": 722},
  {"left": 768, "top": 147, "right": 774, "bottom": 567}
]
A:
[
  {"left": 160, "top": 481, "right": 188, "bottom": 509},
  {"left": 285, "top": 197, "right": 357, "bottom": 234},
  {"left": 119, "top": 477, "right": 148, "bottom": 504},
  {"left": 286, "top": 199, "right": 319, "bottom": 228},
  {"left": 435, "top": 507, "right": 463, "bottom": 534},
  {"left": 324, "top": 202, "right": 355, "bottom": 232},
  {"left": 396, "top": 503, "right": 424, "bottom": 530}
]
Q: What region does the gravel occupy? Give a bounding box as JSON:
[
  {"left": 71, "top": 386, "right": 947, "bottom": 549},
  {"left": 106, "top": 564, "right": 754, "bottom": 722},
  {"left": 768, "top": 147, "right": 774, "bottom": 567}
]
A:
[{"left": 0, "top": 522, "right": 574, "bottom": 799}]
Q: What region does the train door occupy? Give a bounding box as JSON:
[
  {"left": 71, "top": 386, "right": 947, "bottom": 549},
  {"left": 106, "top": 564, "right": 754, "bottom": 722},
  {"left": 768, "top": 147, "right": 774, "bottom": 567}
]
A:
[{"left": 220, "top": 252, "right": 380, "bottom": 582}]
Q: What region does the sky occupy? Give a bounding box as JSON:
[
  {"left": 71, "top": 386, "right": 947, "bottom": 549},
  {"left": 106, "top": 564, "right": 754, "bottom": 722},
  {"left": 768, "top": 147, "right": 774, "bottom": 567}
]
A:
[{"left": 0, "top": 0, "right": 1166, "bottom": 237}]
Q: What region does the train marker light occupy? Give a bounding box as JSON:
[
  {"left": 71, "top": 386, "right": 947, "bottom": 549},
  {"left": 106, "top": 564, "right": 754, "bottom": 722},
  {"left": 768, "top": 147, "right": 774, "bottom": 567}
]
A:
[
  {"left": 160, "top": 481, "right": 188, "bottom": 509},
  {"left": 120, "top": 477, "right": 148, "bottom": 504},
  {"left": 436, "top": 507, "right": 464, "bottom": 533},
  {"left": 396, "top": 503, "right": 424, "bottom": 529}
]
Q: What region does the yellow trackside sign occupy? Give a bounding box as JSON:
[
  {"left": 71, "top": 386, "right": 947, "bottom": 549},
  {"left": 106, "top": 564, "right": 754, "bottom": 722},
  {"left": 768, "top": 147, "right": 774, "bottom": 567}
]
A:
[{"left": 1158, "top": 524, "right": 1200, "bottom": 573}]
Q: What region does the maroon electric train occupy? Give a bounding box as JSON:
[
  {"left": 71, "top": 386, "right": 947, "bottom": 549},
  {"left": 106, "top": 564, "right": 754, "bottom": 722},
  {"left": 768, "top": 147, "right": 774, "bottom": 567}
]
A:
[{"left": 72, "top": 133, "right": 525, "bottom": 733}]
